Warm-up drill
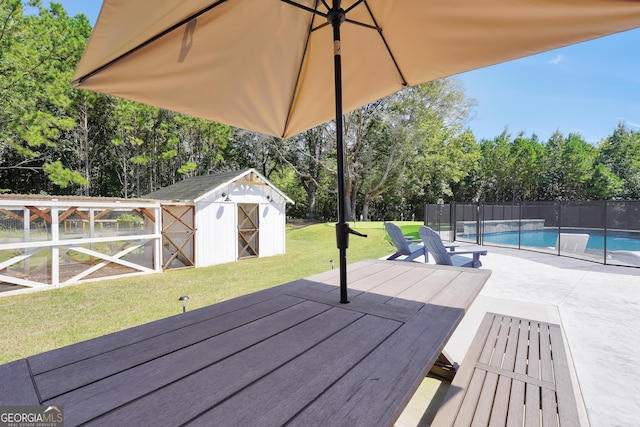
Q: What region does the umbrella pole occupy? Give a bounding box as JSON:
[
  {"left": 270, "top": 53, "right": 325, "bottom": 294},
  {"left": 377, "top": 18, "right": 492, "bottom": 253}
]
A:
[{"left": 329, "top": 4, "right": 349, "bottom": 304}]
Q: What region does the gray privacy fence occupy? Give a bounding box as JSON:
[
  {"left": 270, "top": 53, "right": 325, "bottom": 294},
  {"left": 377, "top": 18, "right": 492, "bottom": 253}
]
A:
[{"left": 425, "top": 201, "right": 640, "bottom": 267}]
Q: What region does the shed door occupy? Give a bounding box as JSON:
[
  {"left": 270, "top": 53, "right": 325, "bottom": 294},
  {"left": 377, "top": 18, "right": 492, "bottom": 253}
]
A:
[
  {"left": 162, "top": 205, "right": 195, "bottom": 270},
  {"left": 238, "top": 203, "right": 259, "bottom": 259}
]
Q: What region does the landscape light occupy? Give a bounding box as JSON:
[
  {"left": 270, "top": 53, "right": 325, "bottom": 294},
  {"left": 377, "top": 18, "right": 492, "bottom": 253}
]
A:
[{"left": 178, "top": 295, "right": 189, "bottom": 313}]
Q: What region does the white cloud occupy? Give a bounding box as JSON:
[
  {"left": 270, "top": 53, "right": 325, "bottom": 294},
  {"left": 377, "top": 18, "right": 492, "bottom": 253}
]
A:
[
  {"left": 627, "top": 121, "right": 640, "bottom": 129},
  {"left": 549, "top": 54, "right": 566, "bottom": 65}
]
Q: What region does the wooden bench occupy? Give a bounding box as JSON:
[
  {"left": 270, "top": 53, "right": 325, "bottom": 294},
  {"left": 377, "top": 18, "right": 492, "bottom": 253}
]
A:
[{"left": 432, "top": 312, "right": 583, "bottom": 426}]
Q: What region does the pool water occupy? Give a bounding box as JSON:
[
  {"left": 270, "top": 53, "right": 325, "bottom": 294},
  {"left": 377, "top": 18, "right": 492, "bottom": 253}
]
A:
[{"left": 460, "top": 229, "right": 640, "bottom": 252}]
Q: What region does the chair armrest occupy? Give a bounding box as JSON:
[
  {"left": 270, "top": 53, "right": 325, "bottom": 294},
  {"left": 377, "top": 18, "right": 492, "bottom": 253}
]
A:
[
  {"left": 444, "top": 244, "right": 459, "bottom": 251},
  {"left": 450, "top": 249, "right": 487, "bottom": 256}
]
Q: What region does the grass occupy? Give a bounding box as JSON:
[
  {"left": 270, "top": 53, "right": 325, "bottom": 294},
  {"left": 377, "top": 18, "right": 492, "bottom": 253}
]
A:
[{"left": 0, "top": 221, "right": 422, "bottom": 364}]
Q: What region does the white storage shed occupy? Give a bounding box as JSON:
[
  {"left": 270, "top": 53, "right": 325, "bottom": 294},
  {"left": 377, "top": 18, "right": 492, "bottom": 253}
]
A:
[{"left": 145, "top": 169, "right": 293, "bottom": 269}]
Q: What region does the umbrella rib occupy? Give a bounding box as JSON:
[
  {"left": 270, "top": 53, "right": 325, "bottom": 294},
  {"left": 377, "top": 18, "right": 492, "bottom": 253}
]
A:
[
  {"left": 362, "top": 0, "right": 408, "bottom": 87},
  {"left": 311, "top": 21, "right": 331, "bottom": 32},
  {"left": 344, "top": 0, "right": 366, "bottom": 14},
  {"left": 343, "top": 18, "right": 379, "bottom": 31},
  {"left": 280, "top": 0, "right": 328, "bottom": 18},
  {"left": 75, "top": 0, "right": 230, "bottom": 84},
  {"left": 279, "top": 0, "right": 324, "bottom": 138}
]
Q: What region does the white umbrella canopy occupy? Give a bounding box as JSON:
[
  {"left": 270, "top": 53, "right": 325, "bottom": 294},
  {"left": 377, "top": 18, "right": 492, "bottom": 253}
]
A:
[{"left": 73, "top": 0, "right": 640, "bottom": 301}]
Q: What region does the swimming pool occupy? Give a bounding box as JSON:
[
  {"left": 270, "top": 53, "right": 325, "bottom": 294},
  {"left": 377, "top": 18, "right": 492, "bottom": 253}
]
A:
[{"left": 459, "top": 229, "right": 640, "bottom": 252}]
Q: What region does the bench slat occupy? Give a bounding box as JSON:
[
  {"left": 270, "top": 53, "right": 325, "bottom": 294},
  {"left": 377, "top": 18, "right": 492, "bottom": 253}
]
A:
[
  {"left": 506, "top": 379, "right": 526, "bottom": 427},
  {"left": 540, "top": 323, "right": 554, "bottom": 382},
  {"left": 490, "top": 315, "right": 511, "bottom": 367},
  {"left": 489, "top": 376, "right": 512, "bottom": 427},
  {"left": 550, "top": 324, "right": 581, "bottom": 427},
  {"left": 453, "top": 313, "right": 499, "bottom": 426},
  {"left": 431, "top": 314, "right": 495, "bottom": 426},
  {"left": 489, "top": 315, "right": 523, "bottom": 425},
  {"left": 502, "top": 316, "right": 520, "bottom": 371},
  {"left": 542, "top": 387, "right": 559, "bottom": 427},
  {"left": 474, "top": 371, "right": 500, "bottom": 426},
  {"left": 540, "top": 324, "right": 558, "bottom": 426},
  {"left": 454, "top": 368, "right": 486, "bottom": 426},
  {"left": 525, "top": 320, "right": 541, "bottom": 426},
  {"left": 528, "top": 320, "right": 540, "bottom": 380},
  {"left": 525, "top": 382, "right": 541, "bottom": 426},
  {"left": 514, "top": 318, "right": 530, "bottom": 376},
  {"left": 480, "top": 315, "right": 519, "bottom": 426}
]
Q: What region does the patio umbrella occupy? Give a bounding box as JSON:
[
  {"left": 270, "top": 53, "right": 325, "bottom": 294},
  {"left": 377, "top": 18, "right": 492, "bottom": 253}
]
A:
[{"left": 72, "top": 0, "right": 640, "bottom": 303}]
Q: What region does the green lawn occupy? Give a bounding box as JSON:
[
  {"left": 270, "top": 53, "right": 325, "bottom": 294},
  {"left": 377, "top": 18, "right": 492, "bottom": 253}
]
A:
[{"left": 0, "top": 221, "right": 421, "bottom": 364}]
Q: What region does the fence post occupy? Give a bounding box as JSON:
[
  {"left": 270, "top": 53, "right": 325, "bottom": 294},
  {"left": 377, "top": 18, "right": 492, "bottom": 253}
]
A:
[
  {"left": 424, "top": 202, "right": 428, "bottom": 226},
  {"left": 476, "top": 200, "right": 481, "bottom": 245},
  {"left": 518, "top": 203, "right": 522, "bottom": 250},
  {"left": 603, "top": 200, "right": 608, "bottom": 265},
  {"left": 450, "top": 202, "right": 456, "bottom": 241},
  {"left": 557, "top": 201, "right": 561, "bottom": 256}
]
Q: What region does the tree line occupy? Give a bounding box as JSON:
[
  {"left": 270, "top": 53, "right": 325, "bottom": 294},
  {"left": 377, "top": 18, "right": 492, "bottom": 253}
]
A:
[{"left": 2, "top": 2, "right": 640, "bottom": 222}]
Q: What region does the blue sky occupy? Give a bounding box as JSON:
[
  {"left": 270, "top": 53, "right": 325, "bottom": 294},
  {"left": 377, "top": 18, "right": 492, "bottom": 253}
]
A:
[{"left": 52, "top": 0, "right": 640, "bottom": 144}]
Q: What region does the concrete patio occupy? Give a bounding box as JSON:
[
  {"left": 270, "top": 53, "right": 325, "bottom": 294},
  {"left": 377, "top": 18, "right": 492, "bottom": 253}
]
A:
[{"left": 397, "top": 244, "right": 640, "bottom": 426}]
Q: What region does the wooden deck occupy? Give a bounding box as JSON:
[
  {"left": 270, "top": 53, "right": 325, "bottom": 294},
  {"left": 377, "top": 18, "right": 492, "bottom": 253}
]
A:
[{"left": 0, "top": 259, "right": 491, "bottom": 426}]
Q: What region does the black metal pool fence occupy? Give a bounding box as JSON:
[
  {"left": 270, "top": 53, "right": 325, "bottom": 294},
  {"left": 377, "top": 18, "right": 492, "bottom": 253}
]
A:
[{"left": 424, "top": 200, "right": 640, "bottom": 267}]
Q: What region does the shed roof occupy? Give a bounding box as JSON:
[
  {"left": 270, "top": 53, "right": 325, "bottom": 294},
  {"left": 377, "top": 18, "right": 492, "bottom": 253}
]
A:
[{"left": 144, "top": 169, "right": 293, "bottom": 204}]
